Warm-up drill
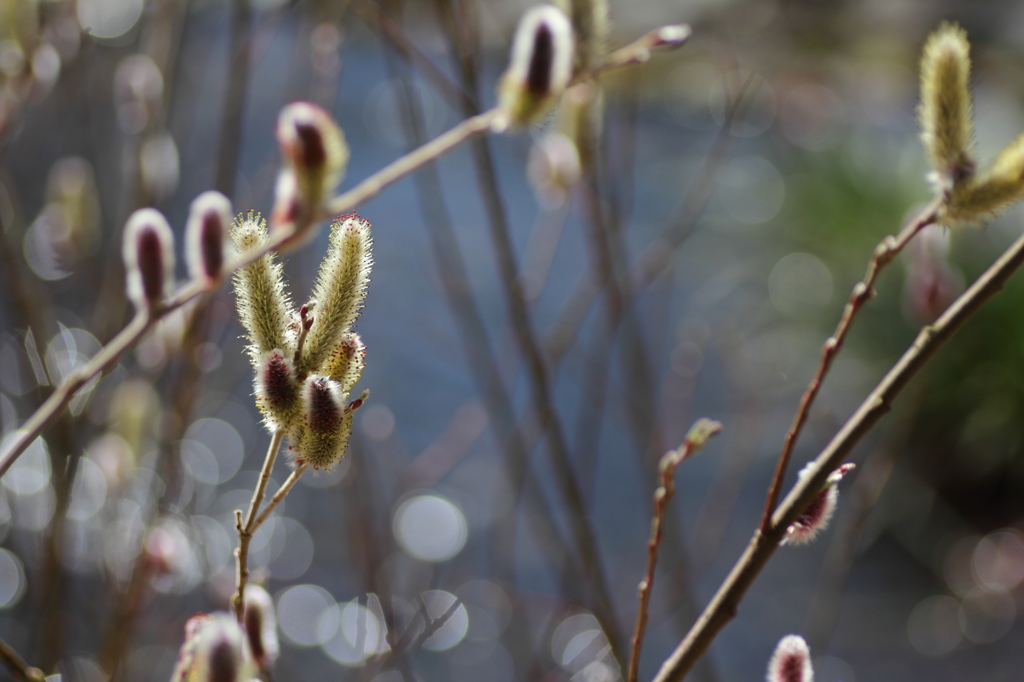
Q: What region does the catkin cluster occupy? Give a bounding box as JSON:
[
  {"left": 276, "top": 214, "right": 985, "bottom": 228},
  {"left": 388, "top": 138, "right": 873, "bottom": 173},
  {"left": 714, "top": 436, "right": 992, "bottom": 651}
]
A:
[
  {"left": 919, "top": 22, "right": 1024, "bottom": 221},
  {"left": 231, "top": 212, "right": 372, "bottom": 470}
]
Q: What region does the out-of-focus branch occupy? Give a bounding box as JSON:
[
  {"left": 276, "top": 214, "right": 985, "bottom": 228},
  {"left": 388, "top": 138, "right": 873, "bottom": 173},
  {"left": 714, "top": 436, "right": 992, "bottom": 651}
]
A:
[
  {"left": 653, "top": 217, "right": 1024, "bottom": 682},
  {"left": 348, "top": 0, "right": 473, "bottom": 111},
  {"left": 628, "top": 420, "right": 721, "bottom": 682},
  {"left": 436, "top": 0, "right": 624, "bottom": 658},
  {"left": 759, "top": 197, "right": 942, "bottom": 533},
  {"left": 599, "top": 24, "right": 691, "bottom": 74},
  {"left": 0, "top": 637, "right": 44, "bottom": 682},
  {"left": 545, "top": 72, "right": 753, "bottom": 363}
]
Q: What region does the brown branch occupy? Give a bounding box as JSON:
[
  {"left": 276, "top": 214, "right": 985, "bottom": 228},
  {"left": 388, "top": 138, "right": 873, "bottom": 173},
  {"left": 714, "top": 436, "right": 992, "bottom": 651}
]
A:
[
  {"left": 759, "top": 197, "right": 943, "bottom": 533},
  {"left": 0, "top": 636, "right": 44, "bottom": 682},
  {"left": 653, "top": 213, "right": 1024, "bottom": 682},
  {"left": 628, "top": 419, "right": 722, "bottom": 682}
]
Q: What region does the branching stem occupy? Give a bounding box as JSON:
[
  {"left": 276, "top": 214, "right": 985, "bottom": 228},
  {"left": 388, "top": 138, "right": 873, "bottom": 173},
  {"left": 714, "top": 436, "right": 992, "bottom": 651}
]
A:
[
  {"left": 654, "top": 210, "right": 1024, "bottom": 682},
  {"left": 759, "top": 197, "right": 942, "bottom": 532},
  {"left": 628, "top": 419, "right": 721, "bottom": 682},
  {"left": 252, "top": 462, "right": 310, "bottom": 531},
  {"left": 233, "top": 429, "right": 285, "bottom": 621}
]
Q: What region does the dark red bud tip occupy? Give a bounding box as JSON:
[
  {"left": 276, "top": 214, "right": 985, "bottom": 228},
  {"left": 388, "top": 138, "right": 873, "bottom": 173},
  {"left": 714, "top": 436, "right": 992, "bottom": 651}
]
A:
[
  {"left": 200, "top": 212, "right": 224, "bottom": 278},
  {"left": 526, "top": 23, "right": 555, "bottom": 94},
  {"left": 244, "top": 607, "right": 265, "bottom": 662},
  {"left": 208, "top": 641, "right": 238, "bottom": 682},
  {"left": 305, "top": 376, "right": 343, "bottom": 434},
  {"left": 295, "top": 122, "right": 326, "bottom": 170},
  {"left": 137, "top": 227, "right": 166, "bottom": 303}
]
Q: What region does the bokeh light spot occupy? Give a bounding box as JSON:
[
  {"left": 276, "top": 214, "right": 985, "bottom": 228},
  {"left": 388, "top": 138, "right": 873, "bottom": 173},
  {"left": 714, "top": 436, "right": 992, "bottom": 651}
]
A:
[
  {"left": 420, "top": 590, "right": 468, "bottom": 651},
  {"left": 277, "top": 584, "right": 336, "bottom": 646},
  {"left": 769, "top": 252, "right": 833, "bottom": 317},
  {"left": 908, "top": 595, "right": 961, "bottom": 656},
  {"left": 393, "top": 494, "right": 467, "bottom": 562},
  {"left": 0, "top": 548, "right": 26, "bottom": 608}
]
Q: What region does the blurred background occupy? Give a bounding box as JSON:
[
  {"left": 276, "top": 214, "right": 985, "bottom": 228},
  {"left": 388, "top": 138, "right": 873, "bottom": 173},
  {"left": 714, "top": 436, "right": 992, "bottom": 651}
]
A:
[{"left": 4, "top": 0, "right": 1024, "bottom": 680}]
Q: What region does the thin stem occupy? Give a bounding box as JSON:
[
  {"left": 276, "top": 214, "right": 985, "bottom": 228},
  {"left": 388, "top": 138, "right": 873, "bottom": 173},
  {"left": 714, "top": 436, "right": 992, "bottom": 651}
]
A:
[
  {"left": 324, "top": 108, "right": 500, "bottom": 216},
  {"left": 653, "top": 214, "right": 1024, "bottom": 682},
  {"left": 599, "top": 24, "right": 691, "bottom": 74},
  {"left": 233, "top": 429, "right": 285, "bottom": 621},
  {"left": 628, "top": 420, "right": 721, "bottom": 682},
  {"left": 0, "top": 636, "right": 44, "bottom": 682},
  {"left": 252, "top": 462, "right": 309, "bottom": 531},
  {"left": 759, "top": 197, "right": 942, "bottom": 532}
]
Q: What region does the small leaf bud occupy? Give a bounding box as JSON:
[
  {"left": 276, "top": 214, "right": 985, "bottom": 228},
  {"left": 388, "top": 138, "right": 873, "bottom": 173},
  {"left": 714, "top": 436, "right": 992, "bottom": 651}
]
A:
[
  {"left": 784, "top": 462, "right": 855, "bottom": 545},
  {"left": 186, "top": 191, "right": 232, "bottom": 284},
  {"left": 123, "top": 207, "right": 174, "bottom": 311},
  {"left": 919, "top": 22, "right": 974, "bottom": 188},
  {"left": 498, "top": 5, "right": 574, "bottom": 129},
  {"left": 271, "top": 102, "right": 349, "bottom": 236},
  {"left": 767, "top": 635, "right": 813, "bottom": 682}
]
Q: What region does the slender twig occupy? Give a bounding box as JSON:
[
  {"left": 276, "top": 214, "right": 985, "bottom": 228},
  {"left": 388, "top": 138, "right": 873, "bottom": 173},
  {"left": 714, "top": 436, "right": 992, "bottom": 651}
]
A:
[
  {"left": 233, "top": 429, "right": 285, "bottom": 621},
  {"left": 653, "top": 215, "right": 1024, "bottom": 682},
  {"left": 252, "top": 462, "right": 309, "bottom": 530},
  {"left": 348, "top": 0, "right": 473, "bottom": 111},
  {"left": 759, "top": 197, "right": 942, "bottom": 533},
  {"left": 0, "top": 310, "right": 151, "bottom": 477},
  {"left": 215, "top": 0, "right": 252, "bottom": 196},
  {"left": 599, "top": 25, "right": 691, "bottom": 74},
  {"left": 628, "top": 420, "right": 721, "bottom": 682},
  {"left": 0, "top": 636, "right": 44, "bottom": 682},
  {"left": 545, "top": 72, "right": 753, "bottom": 364},
  {"left": 324, "top": 108, "right": 500, "bottom": 215}
]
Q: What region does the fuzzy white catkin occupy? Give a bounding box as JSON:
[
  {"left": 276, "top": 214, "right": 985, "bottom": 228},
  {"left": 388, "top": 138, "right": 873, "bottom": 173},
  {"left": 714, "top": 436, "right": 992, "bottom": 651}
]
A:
[
  {"left": 271, "top": 101, "right": 350, "bottom": 239},
  {"left": 292, "top": 374, "right": 353, "bottom": 470},
  {"left": 498, "top": 5, "right": 574, "bottom": 127},
  {"left": 231, "top": 213, "right": 296, "bottom": 365},
  {"left": 243, "top": 584, "right": 279, "bottom": 667},
  {"left": 123, "top": 207, "right": 175, "bottom": 310},
  {"left": 767, "top": 635, "right": 813, "bottom": 682},
  {"left": 170, "top": 612, "right": 256, "bottom": 682},
  {"left": 186, "top": 191, "right": 232, "bottom": 282},
  {"left": 301, "top": 215, "right": 373, "bottom": 375}
]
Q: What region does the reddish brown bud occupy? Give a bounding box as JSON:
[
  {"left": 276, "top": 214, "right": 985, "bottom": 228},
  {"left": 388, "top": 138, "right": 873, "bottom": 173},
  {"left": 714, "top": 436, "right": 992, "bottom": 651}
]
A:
[
  {"left": 186, "top": 191, "right": 232, "bottom": 283},
  {"left": 123, "top": 208, "right": 175, "bottom": 310}
]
